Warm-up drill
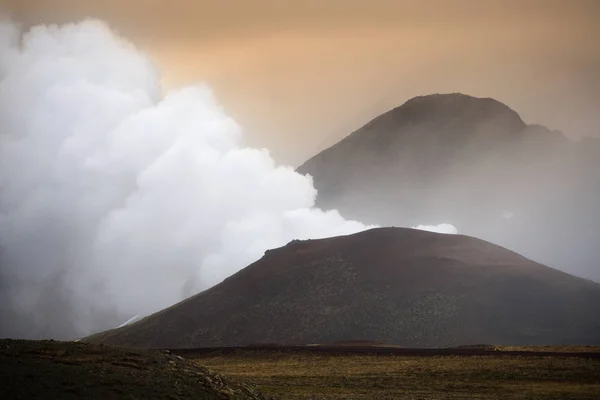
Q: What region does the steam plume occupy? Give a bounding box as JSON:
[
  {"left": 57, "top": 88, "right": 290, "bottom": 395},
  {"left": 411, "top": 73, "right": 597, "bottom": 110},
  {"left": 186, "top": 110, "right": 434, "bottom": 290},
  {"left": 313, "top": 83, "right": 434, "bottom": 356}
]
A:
[
  {"left": 0, "top": 18, "right": 373, "bottom": 339},
  {"left": 413, "top": 224, "right": 458, "bottom": 235}
]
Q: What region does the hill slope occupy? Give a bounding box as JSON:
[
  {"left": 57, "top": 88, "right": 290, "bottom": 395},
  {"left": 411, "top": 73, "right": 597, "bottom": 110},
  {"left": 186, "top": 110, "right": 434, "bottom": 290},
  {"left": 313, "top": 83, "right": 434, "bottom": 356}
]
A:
[
  {"left": 297, "top": 93, "right": 600, "bottom": 281},
  {"left": 0, "top": 339, "right": 268, "bottom": 400},
  {"left": 86, "top": 228, "right": 600, "bottom": 348}
]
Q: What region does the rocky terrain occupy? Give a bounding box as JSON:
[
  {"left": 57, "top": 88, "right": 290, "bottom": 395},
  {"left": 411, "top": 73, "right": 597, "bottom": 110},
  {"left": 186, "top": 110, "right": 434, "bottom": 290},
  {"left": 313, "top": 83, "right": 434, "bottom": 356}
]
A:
[
  {"left": 85, "top": 227, "right": 600, "bottom": 348},
  {"left": 0, "top": 339, "right": 269, "bottom": 400}
]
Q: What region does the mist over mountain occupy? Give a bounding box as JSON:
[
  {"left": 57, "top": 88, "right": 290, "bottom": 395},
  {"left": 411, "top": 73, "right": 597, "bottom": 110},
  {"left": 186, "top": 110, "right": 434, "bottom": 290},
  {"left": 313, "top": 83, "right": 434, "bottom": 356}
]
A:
[
  {"left": 298, "top": 94, "right": 600, "bottom": 282},
  {"left": 0, "top": 17, "right": 372, "bottom": 340},
  {"left": 86, "top": 228, "right": 600, "bottom": 348},
  {"left": 1, "top": 13, "right": 598, "bottom": 344}
]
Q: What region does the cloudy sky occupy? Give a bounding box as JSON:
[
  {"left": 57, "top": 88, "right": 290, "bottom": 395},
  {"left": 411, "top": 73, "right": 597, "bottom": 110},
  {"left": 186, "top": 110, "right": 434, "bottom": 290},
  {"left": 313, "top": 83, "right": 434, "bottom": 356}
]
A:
[{"left": 2, "top": 0, "right": 599, "bottom": 164}]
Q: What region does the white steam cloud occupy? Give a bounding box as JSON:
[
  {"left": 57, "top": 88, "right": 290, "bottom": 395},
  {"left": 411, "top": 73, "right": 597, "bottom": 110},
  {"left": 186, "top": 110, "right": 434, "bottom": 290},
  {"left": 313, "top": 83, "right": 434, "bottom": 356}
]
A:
[
  {"left": 0, "top": 18, "right": 459, "bottom": 339},
  {"left": 0, "top": 18, "right": 374, "bottom": 339},
  {"left": 412, "top": 224, "right": 458, "bottom": 235}
]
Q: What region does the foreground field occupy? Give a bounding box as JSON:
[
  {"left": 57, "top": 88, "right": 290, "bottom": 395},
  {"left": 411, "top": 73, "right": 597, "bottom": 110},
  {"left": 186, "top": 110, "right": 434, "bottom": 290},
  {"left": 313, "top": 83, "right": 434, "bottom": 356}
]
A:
[
  {"left": 0, "top": 340, "right": 268, "bottom": 400},
  {"left": 2, "top": 340, "right": 599, "bottom": 399},
  {"left": 194, "top": 349, "right": 600, "bottom": 400}
]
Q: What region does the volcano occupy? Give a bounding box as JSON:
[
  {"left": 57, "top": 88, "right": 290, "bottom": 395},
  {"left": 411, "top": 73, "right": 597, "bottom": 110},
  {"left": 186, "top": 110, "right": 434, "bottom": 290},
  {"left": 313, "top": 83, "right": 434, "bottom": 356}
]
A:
[{"left": 86, "top": 228, "right": 600, "bottom": 348}]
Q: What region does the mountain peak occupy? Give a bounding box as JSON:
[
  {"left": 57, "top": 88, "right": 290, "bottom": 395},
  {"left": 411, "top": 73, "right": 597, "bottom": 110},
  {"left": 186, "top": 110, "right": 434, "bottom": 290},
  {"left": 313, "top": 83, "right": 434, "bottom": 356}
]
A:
[
  {"left": 296, "top": 93, "right": 600, "bottom": 283},
  {"left": 361, "top": 93, "right": 526, "bottom": 135}
]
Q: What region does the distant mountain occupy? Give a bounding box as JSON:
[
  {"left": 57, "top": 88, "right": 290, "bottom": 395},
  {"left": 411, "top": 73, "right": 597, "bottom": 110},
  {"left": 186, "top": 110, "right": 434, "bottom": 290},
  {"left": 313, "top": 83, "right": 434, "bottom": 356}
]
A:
[
  {"left": 86, "top": 228, "right": 600, "bottom": 348},
  {"left": 297, "top": 93, "right": 600, "bottom": 281}
]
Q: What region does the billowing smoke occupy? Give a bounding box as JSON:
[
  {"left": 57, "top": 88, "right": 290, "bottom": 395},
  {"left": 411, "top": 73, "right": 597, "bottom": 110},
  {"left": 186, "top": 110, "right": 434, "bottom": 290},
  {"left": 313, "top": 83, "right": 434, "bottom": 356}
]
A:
[
  {"left": 0, "top": 18, "right": 377, "bottom": 339},
  {"left": 413, "top": 224, "right": 458, "bottom": 235}
]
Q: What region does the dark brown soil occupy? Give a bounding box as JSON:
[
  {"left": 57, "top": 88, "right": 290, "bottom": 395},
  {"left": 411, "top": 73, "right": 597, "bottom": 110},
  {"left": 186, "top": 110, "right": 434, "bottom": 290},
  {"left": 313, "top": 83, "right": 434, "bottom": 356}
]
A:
[
  {"left": 0, "top": 339, "right": 269, "bottom": 400},
  {"left": 169, "top": 345, "right": 600, "bottom": 359}
]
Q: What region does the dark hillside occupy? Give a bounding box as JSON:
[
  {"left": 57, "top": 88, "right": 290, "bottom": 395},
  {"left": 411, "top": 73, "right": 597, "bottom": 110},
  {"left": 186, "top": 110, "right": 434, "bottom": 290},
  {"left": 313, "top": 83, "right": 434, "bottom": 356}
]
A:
[{"left": 86, "top": 228, "right": 600, "bottom": 348}]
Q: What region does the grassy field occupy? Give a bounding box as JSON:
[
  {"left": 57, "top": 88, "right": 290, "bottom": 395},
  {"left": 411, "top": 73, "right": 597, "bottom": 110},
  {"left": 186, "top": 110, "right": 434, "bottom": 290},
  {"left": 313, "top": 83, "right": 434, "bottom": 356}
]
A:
[
  {"left": 3, "top": 340, "right": 599, "bottom": 399},
  {"left": 195, "top": 349, "right": 600, "bottom": 399},
  {"left": 493, "top": 346, "right": 600, "bottom": 353}
]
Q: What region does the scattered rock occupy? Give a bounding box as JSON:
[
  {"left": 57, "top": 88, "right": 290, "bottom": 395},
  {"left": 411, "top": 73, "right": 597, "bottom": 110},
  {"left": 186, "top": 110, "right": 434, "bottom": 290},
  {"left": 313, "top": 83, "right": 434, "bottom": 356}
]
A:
[{"left": 0, "top": 339, "right": 269, "bottom": 399}]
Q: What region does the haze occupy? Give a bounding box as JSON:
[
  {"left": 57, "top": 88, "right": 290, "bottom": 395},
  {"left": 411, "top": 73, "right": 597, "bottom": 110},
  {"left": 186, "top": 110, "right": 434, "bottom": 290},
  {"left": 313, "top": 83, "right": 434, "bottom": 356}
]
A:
[
  {"left": 0, "top": 1, "right": 598, "bottom": 341},
  {"left": 2, "top": 0, "right": 599, "bottom": 164}
]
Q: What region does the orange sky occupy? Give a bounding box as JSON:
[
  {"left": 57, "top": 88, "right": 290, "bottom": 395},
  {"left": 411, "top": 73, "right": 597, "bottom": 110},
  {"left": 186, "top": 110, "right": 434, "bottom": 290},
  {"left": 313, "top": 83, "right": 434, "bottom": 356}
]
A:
[{"left": 2, "top": 0, "right": 599, "bottom": 164}]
